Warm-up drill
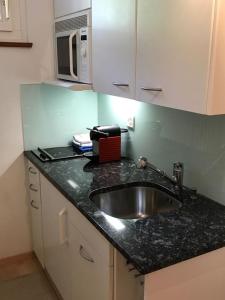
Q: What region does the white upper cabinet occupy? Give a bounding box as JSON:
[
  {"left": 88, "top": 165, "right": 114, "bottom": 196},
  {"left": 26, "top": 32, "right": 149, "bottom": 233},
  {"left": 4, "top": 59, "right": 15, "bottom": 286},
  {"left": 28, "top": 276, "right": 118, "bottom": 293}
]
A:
[
  {"left": 91, "top": 0, "right": 225, "bottom": 115},
  {"left": 92, "top": 0, "right": 136, "bottom": 99},
  {"left": 136, "top": 0, "right": 225, "bottom": 115},
  {"left": 136, "top": 0, "right": 215, "bottom": 114},
  {"left": 207, "top": 0, "right": 225, "bottom": 115},
  {"left": 54, "top": 0, "right": 91, "bottom": 18}
]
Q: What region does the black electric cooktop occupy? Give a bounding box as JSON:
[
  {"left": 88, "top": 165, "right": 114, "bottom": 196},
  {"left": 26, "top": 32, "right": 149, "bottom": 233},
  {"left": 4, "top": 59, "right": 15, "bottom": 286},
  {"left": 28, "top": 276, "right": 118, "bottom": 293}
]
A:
[{"left": 32, "top": 146, "right": 84, "bottom": 162}]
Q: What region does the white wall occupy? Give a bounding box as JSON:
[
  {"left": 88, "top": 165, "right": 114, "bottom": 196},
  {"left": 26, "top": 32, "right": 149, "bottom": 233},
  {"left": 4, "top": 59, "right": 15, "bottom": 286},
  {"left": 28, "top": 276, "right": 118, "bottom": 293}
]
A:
[{"left": 0, "top": 0, "right": 54, "bottom": 259}]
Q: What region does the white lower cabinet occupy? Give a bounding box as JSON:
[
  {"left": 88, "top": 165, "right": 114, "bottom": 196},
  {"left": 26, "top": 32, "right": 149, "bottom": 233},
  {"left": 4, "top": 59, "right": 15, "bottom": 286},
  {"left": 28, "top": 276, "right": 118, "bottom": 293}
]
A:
[
  {"left": 144, "top": 247, "right": 225, "bottom": 300},
  {"left": 27, "top": 161, "right": 44, "bottom": 267},
  {"left": 28, "top": 160, "right": 225, "bottom": 300},
  {"left": 69, "top": 223, "right": 113, "bottom": 300},
  {"left": 40, "top": 173, "right": 114, "bottom": 300},
  {"left": 38, "top": 171, "right": 140, "bottom": 300},
  {"left": 114, "top": 250, "right": 144, "bottom": 300},
  {"left": 41, "top": 175, "right": 72, "bottom": 300}
]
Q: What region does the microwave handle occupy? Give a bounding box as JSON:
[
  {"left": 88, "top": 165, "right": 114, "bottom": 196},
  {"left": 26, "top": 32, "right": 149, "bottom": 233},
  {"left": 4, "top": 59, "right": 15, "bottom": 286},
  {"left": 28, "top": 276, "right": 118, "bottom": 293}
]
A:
[{"left": 69, "top": 31, "right": 79, "bottom": 80}]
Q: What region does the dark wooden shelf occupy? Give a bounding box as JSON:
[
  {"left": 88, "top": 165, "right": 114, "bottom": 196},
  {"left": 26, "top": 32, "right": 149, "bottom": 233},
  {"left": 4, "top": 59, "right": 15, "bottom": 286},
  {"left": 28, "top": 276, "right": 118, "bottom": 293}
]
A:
[{"left": 0, "top": 41, "right": 33, "bottom": 48}]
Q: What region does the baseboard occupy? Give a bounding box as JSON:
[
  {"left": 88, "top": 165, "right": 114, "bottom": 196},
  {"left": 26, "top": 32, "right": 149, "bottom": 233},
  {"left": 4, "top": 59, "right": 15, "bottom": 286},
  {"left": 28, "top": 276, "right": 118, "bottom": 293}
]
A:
[{"left": 0, "top": 251, "right": 33, "bottom": 264}]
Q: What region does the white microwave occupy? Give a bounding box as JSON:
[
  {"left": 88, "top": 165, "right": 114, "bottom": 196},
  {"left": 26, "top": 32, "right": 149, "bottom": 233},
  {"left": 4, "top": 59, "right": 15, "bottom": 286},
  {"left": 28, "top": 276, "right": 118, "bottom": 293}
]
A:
[{"left": 55, "top": 11, "right": 92, "bottom": 84}]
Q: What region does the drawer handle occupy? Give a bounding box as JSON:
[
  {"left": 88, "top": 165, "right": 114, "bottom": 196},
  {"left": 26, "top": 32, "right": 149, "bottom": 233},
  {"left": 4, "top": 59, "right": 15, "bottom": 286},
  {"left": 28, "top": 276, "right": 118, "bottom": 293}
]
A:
[
  {"left": 29, "top": 184, "right": 38, "bottom": 192},
  {"left": 30, "top": 200, "right": 39, "bottom": 210},
  {"left": 29, "top": 167, "right": 37, "bottom": 175},
  {"left": 79, "top": 245, "right": 95, "bottom": 263},
  {"left": 141, "top": 87, "right": 162, "bottom": 92},
  {"left": 112, "top": 82, "right": 129, "bottom": 87}
]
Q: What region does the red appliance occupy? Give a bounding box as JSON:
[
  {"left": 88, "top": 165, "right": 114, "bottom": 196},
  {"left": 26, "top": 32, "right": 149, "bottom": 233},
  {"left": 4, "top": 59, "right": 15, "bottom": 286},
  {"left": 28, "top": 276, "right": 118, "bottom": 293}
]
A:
[{"left": 88, "top": 125, "right": 128, "bottom": 163}]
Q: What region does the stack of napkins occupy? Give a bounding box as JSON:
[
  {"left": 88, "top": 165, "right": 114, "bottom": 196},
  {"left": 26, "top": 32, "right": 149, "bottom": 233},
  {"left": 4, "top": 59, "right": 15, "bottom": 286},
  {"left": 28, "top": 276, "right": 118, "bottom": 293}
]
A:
[{"left": 72, "top": 133, "right": 93, "bottom": 152}]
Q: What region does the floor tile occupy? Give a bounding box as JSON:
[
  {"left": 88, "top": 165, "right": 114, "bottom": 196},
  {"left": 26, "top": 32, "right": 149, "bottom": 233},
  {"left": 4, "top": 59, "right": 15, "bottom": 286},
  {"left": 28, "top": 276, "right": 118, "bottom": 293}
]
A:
[{"left": 0, "top": 265, "right": 59, "bottom": 300}]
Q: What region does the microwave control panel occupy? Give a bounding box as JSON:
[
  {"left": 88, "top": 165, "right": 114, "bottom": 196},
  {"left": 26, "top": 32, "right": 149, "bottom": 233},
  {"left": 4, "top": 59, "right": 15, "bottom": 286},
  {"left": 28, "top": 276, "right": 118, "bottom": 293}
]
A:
[{"left": 79, "top": 27, "right": 91, "bottom": 83}]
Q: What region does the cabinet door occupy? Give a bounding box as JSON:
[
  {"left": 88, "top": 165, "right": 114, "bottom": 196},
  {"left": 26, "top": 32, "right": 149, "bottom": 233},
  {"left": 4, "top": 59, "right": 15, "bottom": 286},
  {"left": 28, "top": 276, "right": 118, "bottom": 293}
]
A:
[
  {"left": 144, "top": 248, "right": 225, "bottom": 300},
  {"left": 136, "top": 0, "right": 214, "bottom": 114},
  {"left": 28, "top": 162, "right": 44, "bottom": 267},
  {"left": 114, "top": 250, "right": 144, "bottom": 300},
  {"left": 29, "top": 189, "right": 44, "bottom": 266},
  {"left": 92, "top": 0, "right": 136, "bottom": 99},
  {"left": 70, "top": 223, "right": 113, "bottom": 300},
  {"left": 54, "top": 0, "right": 91, "bottom": 18},
  {"left": 41, "top": 175, "right": 71, "bottom": 300}
]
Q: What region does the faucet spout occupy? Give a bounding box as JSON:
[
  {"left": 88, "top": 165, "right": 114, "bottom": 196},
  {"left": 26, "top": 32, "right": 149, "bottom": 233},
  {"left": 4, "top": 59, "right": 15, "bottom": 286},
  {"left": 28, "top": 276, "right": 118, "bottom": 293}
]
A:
[
  {"left": 173, "top": 162, "right": 184, "bottom": 188},
  {"left": 136, "top": 157, "right": 184, "bottom": 189}
]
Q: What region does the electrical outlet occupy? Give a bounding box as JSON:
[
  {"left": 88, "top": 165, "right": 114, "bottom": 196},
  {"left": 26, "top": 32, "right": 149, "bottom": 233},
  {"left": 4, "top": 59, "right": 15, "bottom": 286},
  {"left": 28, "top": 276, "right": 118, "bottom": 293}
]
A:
[{"left": 127, "top": 116, "right": 135, "bottom": 129}]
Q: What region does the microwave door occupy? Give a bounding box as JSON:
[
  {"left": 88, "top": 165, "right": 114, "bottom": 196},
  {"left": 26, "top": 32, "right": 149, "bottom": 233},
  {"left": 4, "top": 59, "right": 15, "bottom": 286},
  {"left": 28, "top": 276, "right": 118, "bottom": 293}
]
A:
[
  {"left": 69, "top": 31, "right": 79, "bottom": 81},
  {"left": 56, "top": 30, "right": 78, "bottom": 81},
  {"left": 56, "top": 33, "right": 71, "bottom": 80}
]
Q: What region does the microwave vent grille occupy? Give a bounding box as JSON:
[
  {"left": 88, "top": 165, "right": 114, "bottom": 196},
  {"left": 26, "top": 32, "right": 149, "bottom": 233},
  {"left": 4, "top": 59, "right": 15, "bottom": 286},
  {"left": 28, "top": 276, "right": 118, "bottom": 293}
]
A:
[{"left": 55, "top": 15, "right": 88, "bottom": 33}]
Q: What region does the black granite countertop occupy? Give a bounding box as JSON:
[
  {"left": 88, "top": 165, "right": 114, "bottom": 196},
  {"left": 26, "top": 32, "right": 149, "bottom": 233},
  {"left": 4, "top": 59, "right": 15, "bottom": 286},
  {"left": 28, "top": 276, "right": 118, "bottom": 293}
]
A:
[{"left": 25, "top": 151, "right": 225, "bottom": 275}]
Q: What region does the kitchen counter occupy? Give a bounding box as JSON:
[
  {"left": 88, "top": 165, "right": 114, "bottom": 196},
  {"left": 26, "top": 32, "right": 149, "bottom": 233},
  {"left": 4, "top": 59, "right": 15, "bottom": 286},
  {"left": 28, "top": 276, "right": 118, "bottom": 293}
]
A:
[{"left": 25, "top": 151, "right": 225, "bottom": 275}]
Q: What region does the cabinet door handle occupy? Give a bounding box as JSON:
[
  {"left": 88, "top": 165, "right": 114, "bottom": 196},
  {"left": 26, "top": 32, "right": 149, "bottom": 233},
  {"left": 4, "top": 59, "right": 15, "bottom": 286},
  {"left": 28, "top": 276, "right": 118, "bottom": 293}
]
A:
[
  {"left": 3, "top": 0, "right": 9, "bottom": 19},
  {"left": 29, "top": 184, "right": 38, "bottom": 192},
  {"left": 79, "top": 245, "right": 95, "bottom": 263},
  {"left": 58, "top": 208, "right": 68, "bottom": 245},
  {"left": 28, "top": 167, "right": 37, "bottom": 175},
  {"left": 141, "top": 87, "right": 162, "bottom": 92},
  {"left": 112, "top": 82, "right": 129, "bottom": 87},
  {"left": 30, "top": 200, "right": 39, "bottom": 210}
]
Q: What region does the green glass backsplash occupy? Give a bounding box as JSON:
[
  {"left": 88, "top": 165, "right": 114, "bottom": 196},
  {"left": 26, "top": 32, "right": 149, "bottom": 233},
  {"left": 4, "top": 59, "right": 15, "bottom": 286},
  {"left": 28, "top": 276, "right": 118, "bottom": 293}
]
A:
[
  {"left": 21, "top": 84, "right": 225, "bottom": 204},
  {"left": 98, "top": 93, "right": 225, "bottom": 205},
  {"left": 21, "top": 84, "right": 98, "bottom": 150}
]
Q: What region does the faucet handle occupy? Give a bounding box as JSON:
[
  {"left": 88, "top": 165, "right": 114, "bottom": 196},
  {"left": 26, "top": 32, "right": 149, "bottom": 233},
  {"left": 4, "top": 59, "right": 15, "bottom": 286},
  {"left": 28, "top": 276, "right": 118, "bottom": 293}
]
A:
[
  {"left": 173, "top": 162, "right": 184, "bottom": 170},
  {"left": 137, "top": 156, "right": 148, "bottom": 169}
]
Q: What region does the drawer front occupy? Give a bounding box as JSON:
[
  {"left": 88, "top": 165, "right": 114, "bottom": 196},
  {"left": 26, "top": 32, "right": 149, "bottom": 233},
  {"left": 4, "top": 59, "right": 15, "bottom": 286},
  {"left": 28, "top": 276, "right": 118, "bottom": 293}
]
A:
[
  {"left": 29, "top": 188, "right": 41, "bottom": 211},
  {"left": 27, "top": 160, "right": 41, "bottom": 211},
  {"left": 67, "top": 201, "right": 113, "bottom": 267},
  {"left": 28, "top": 169, "right": 41, "bottom": 209},
  {"left": 28, "top": 161, "right": 40, "bottom": 187}
]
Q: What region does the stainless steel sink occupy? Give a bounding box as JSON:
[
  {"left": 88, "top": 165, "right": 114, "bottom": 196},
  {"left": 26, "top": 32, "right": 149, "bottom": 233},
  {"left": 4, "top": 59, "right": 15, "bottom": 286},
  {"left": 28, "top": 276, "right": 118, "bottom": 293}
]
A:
[{"left": 90, "top": 185, "right": 181, "bottom": 220}]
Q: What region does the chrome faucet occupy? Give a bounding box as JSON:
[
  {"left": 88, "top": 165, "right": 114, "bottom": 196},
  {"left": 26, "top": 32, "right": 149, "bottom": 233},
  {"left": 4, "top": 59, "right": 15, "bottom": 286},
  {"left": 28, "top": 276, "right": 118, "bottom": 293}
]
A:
[
  {"left": 172, "top": 162, "right": 184, "bottom": 188},
  {"left": 137, "top": 157, "right": 184, "bottom": 189}
]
